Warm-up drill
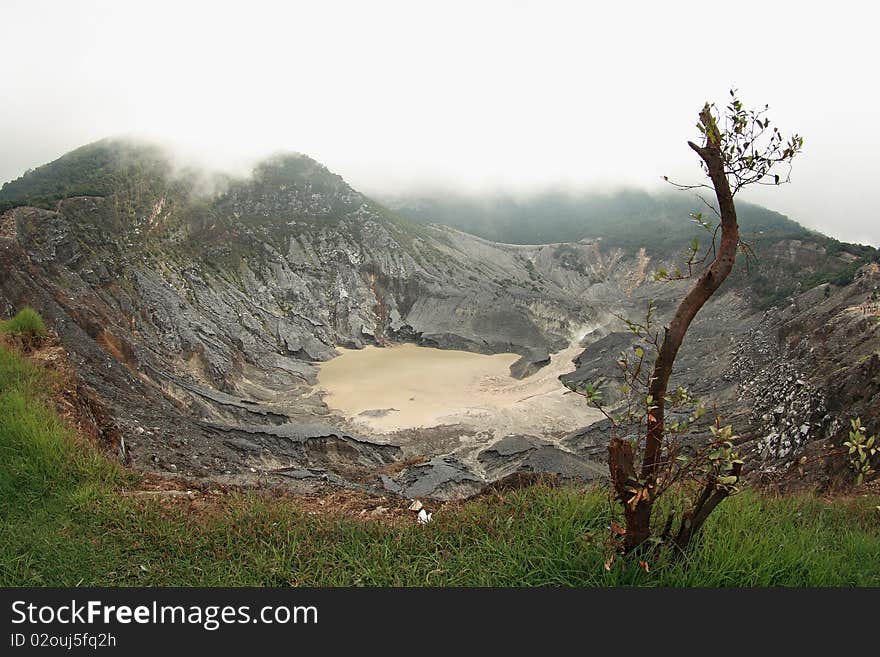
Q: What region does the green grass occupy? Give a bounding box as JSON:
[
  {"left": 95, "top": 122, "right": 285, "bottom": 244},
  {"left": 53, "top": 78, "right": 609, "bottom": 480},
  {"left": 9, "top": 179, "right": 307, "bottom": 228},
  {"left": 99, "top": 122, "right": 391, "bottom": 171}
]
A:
[
  {"left": 0, "top": 307, "right": 47, "bottom": 338},
  {"left": 1, "top": 344, "right": 879, "bottom": 587}
]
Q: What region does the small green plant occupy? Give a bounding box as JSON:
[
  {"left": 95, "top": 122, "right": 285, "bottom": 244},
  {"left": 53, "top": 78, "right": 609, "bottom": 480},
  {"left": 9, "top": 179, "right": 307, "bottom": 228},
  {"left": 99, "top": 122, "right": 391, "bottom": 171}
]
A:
[
  {"left": 0, "top": 307, "right": 47, "bottom": 338},
  {"left": 844, "top": 418, "right": 877, "bottom": 485},
  {"left": 524, "top": 258, "right": 539, "bottom": 281}
]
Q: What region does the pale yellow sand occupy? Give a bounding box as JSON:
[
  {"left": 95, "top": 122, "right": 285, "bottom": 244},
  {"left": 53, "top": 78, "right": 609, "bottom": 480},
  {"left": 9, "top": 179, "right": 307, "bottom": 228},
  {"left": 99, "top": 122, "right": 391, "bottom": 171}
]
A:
[{"left": 316, "top": 343, "right": 600, "bottom": 435}]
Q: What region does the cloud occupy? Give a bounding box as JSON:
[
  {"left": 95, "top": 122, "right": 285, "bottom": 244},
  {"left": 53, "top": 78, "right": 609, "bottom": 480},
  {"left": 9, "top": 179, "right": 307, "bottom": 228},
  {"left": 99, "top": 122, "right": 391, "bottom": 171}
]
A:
[{"left": 1, "top": 0, "right": 877, "bottom": 245}]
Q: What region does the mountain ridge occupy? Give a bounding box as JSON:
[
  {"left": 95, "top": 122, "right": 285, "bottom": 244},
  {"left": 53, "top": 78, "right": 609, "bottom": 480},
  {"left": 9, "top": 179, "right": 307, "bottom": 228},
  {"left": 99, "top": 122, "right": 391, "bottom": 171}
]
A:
[
  {"left": 6, "top": 137, "right": 872, "bottom": 310},
  {"left": 1, "top": 139, "right": 877, "bottom": 498}
]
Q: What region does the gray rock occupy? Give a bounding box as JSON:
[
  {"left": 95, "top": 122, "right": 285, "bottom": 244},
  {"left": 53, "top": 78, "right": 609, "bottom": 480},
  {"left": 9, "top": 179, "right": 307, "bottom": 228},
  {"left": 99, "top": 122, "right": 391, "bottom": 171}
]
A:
[
  {"left": 509, "top": 349, "right": 551, "bottom": 379},
  {"left": 387, "top": 457, "right": 484, "bottom": 500}
]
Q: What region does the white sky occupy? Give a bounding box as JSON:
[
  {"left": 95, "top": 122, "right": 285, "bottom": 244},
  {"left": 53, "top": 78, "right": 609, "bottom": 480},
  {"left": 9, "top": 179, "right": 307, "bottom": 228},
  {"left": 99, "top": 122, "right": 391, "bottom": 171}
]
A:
[{"left": 2, "top": 0, "right": 878, "bottom": 245}]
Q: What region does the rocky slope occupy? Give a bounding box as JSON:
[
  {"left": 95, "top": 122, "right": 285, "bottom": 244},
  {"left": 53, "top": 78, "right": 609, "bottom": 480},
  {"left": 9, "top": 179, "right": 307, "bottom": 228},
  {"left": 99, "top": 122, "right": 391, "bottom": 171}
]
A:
[
  {"left": 0, "top": 141, "right": 621, "bottom": 496},
  {"left": 560, "top": 263, "right": 880, "bottom": 491},
  {"left": 1, "top": 140, "right": 877, "bottom": 497}
]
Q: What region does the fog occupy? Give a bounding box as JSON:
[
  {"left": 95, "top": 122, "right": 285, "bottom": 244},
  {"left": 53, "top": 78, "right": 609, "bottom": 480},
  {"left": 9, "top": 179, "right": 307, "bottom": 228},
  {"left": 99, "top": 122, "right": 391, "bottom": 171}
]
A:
[{"left": 2, "top": 0, "right": 878, "bottom": 245}]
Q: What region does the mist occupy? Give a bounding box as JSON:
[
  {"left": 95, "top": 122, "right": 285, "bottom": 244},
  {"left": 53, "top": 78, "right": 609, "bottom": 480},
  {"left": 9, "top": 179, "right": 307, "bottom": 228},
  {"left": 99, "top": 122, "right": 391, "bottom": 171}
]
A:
[{"left": 2, "top": 0, "right": 878, "bottom": 245}]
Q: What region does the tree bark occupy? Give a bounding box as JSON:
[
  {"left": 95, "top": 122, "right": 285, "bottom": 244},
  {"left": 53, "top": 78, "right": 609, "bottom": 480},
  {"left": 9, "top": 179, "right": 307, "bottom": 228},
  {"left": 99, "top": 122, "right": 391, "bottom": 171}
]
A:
[
  {"left": 608, "top": 437, "right": 651, "bottom": 550},
  {"left": 609, "top": 107, "right": 740, "bottom": 552},
  {"left": 673, "top": 461, "right": 743, "bottom": 551}
]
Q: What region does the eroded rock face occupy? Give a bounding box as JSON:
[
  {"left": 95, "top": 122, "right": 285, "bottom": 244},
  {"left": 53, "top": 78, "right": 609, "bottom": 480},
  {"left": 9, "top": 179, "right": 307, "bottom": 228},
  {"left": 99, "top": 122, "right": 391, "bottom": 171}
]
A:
[
  {"left": 0, "top": 150, "right": 636, "bottom": 497},
  {"left": 1, "top": 144, "right": 877, "bottom": 498}
]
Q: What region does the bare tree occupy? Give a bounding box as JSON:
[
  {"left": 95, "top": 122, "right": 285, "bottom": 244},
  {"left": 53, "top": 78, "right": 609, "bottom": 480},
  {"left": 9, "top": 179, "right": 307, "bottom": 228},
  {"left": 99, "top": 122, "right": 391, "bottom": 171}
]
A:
[{"left": 574, "top": 91, "right": 803, "bottom": 554}]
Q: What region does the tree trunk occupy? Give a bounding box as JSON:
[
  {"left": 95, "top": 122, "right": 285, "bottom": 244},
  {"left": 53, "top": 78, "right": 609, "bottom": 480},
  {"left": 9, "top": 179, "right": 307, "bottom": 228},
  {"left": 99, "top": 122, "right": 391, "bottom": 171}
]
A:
[
  {"left": 608, "top": 106, "right": 740, "bottom": 552},
  {"left": 608, "top": 437, "right": 651, "bottom": 551}
]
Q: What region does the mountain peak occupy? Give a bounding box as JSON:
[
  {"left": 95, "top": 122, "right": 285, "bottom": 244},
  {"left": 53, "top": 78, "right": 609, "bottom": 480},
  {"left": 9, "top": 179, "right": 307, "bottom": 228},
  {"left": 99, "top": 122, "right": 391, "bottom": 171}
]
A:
[{"left": 0, "top": 138, "right": 174, "bottom": 213}]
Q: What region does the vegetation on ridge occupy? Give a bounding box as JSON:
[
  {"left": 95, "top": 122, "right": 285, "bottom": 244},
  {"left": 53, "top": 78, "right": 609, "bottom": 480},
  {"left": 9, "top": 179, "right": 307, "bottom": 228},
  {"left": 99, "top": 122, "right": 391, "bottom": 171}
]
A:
[{"left": 0, "top": 139, "right": 174, "bottom": 214}]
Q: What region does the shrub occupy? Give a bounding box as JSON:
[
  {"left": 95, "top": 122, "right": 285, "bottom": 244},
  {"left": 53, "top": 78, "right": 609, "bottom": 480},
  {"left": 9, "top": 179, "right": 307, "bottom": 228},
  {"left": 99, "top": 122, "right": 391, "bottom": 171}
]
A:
[
  {"left": 1, "top": 307, "right": 47, "bottom": 338},
  {"left": 844, "top": 418, "right": 878, "bottom": 486}
]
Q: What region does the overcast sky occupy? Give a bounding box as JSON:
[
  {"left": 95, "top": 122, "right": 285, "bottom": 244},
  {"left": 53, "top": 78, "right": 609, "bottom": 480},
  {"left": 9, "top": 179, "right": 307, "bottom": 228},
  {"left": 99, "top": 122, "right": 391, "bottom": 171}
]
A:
[{"left": 2, "top": 0, "right": 877, "bottom": 245}]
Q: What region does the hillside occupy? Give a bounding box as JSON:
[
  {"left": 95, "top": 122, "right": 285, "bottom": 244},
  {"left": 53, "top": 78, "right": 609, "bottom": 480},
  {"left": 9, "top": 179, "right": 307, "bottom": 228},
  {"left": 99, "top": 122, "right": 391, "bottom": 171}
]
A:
[
  {"left": 0, "top": 139, "right": 878, "bottom": 500},
  {"left": 383, "top": 189, "right": 807, "bottom": 248},
  {"left": 0, "top": 139, "right": 178, "bottom": 213},
  {"left": 386, "top": 190, "right": 878, "bottom": 307}
]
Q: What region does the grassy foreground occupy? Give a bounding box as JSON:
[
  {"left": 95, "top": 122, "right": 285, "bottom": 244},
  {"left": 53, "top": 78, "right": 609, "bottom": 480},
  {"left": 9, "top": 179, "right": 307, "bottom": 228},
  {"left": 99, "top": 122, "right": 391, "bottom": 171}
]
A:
[{"left": 2, "top": 344, "right": 879, "bottom": 587}]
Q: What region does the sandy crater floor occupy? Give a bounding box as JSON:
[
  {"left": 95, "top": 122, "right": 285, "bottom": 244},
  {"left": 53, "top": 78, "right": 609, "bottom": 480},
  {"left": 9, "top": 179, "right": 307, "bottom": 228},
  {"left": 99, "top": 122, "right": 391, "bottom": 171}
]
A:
[{"left": 316, "top": 343, "right": 600, "bottom": 437}]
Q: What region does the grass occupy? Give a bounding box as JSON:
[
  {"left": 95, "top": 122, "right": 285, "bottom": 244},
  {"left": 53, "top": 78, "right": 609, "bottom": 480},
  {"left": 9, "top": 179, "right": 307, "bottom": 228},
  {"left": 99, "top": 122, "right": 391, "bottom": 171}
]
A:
[
  {"left": 1, "top": 343, "right": 879, "bottom": 586},
  {"left": 0, "top": 307, "right": 47, "bottom": 338}
]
